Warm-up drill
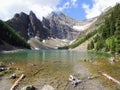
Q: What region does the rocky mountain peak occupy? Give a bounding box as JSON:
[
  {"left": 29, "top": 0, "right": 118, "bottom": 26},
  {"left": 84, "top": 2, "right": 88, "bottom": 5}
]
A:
[
  {"left": 13, "top": 12, "right": 28, "bottom": 20},
  {"left": 42, "top": 12, "right": 79, "bottom": 40},
  {"left": 48, "top": 12, "right": 57, "bottom": 19},
  {"left": 8, "top": 12, "right": 29, "bottom": 39},
  {"left": 20, "top": 12, "right": 27, "bottom": 16},
  {"left": 59, "top": 12, "right": 66, "bottom": 17},
  {"left": 58, "top": 12, "right": 74, "bottom": 21},
  {"left": 29, "top": 11, "right": 35, "bottom": 15},
  {"left": 29, "top": 11, "right": 37, "bottom": 20},
  {"left": 29, "top": 11, "right": 39, "bottom": 23},
  {"left": 29, "top": 11, "right": 49, "bottom": 39},
  {"left": 8, "top": 11, "right": 49, "bottom": 40},
  {"left": 58, "top": 13, "right": 77, "bottom": 26},
  {"left": 46, "top": 12, "right": 77, "bottom": 27}
]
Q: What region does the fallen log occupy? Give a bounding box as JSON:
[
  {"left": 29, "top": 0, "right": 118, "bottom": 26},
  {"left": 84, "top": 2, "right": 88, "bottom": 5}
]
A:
[
  {"left": 10, "top": 74, "right": 25, "bottom": 90},
  {"left": 98, "top": 71, "right": 120, "bottom": 85}
]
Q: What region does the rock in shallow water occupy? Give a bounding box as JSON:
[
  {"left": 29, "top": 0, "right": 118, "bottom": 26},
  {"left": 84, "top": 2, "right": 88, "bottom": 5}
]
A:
[
  {"left": 41, "top": 85, "right": 54, "bottom": 90},
  {"left": 21, "top": 85, "right": 36, "bottom": 90}
]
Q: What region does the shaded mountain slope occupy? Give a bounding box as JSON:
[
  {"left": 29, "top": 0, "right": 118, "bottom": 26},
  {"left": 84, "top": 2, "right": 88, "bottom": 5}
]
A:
[{"left": 0, "top": 20, "right": 30, "bottom": 51}]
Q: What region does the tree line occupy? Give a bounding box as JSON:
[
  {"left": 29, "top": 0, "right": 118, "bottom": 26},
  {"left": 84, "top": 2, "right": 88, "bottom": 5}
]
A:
[{"left": 87, "top": 3, "right": 120, "bottom": 54}]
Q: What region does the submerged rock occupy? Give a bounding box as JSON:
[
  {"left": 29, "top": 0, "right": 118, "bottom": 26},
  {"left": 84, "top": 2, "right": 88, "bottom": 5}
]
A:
[
  {"left": 21, "top": 85, "right": 36, "bottom": 90},
  {"left": 10, "top": 73, "right": 16, "bottom": 79},
  {"left": 0, "top": 67, "right": 6, "bottom": 71},
  {"left": 41, "top": 85, "right": 54, "bottom": 90},
  {"left": 108, "top": 57, "right": 116, "bottom": 64}
]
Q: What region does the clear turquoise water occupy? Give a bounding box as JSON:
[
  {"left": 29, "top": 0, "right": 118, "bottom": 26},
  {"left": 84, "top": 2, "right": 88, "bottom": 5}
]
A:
[
  {"left": 0, "top": 50, "right": 114, "bottom": 89},
  {"left": 0, "top": 50, "right": 111, "bottom": 62}
]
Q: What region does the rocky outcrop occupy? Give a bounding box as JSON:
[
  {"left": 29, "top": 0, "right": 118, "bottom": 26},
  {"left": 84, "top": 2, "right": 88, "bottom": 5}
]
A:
[
  {"left": 7, "top": 12, "right": 29, "bottom": 39},
  {"left": 29, "top": 11, "right": 49, "bottom": 39},
  {"left": 42, "top": 12, "right": 79, "bottom": 40},
  {"left": 7, "top": 11, "right": 49, "bottom": 40}
]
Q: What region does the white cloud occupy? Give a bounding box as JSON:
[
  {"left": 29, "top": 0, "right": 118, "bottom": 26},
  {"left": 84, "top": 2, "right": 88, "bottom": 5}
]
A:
[
  {"left": 58, "top": 0, "right": 78, "bottom": 11},
  {"left": 71, "top": 0, "right": 77, "bottom": 6},
  {"left": 0, "top": 0, "right": 60, "bottom": 20},
  {"left": 0, "top": 0, "right": 78, "bottom": 21},
  {"left": 82, "top": 0, "right": 120, "bottom": 19},
  {"left": 58, "top": 2, "right": 70, "bottom": 11}
]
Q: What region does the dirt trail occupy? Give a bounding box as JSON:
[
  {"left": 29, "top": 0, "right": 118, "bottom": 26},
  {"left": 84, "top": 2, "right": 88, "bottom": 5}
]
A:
[{"left": 66, "top": 62, "right": 111, "bottom": 90}]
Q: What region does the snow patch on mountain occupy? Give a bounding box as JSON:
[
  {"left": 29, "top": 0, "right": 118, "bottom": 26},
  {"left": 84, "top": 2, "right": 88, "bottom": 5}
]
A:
[{"left": 73, "top": 18, "right": 97, "bottom": 31}]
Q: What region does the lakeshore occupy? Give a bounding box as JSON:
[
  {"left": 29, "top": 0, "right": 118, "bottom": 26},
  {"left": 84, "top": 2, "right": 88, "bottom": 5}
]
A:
[{"left": 0, "top": 50, "right": 119, "bottom": 90}]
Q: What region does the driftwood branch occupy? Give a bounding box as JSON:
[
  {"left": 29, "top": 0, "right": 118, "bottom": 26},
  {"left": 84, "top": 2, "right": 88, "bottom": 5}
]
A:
[
  {"left": 10, "top": 74, "right": 25, "bottom": 90},
  {"left": 98, "top": 71, "right": 120, "bottom": 85}
]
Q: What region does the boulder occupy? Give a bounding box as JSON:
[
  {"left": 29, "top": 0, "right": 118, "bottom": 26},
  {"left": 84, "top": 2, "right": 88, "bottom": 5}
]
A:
[{"left": 21, "top": 85, "right": 36, "bottom": 90}]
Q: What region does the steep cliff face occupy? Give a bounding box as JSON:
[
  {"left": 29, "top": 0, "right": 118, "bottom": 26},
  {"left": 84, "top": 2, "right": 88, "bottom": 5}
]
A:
[
  {"left": 42, "top": 12, "right": 79, "bottom": 40},
  {"left": 7, "top": 12, "right": 29, "bottom": 39},
  {"left": 7, "top": 11, "right": 49, "bottom": 40},
  {"left": 29, "top": 11, "right": 49, "bottom": 39}
]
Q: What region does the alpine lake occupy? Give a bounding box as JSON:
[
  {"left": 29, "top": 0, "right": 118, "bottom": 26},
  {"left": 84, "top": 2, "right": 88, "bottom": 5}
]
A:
[{"left": 0, "top": 50, "right": 120, "bottom": 90}]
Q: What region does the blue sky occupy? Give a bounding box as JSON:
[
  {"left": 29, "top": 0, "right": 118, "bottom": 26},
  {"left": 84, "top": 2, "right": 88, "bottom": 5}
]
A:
[
  {"left": 59, "top": 0, "right": 93, "bottom": 20},
  {"left": 57, "top": 0, "right": 120, "bottom": 20},
  {"left": 0, "top": 0, "right": 120, "bottom": 21}
]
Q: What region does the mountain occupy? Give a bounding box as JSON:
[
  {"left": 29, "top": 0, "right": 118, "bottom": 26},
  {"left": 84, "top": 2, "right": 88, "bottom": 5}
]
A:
[
  {"left": 42, "top": 12, "right": 79, "bottom": 40},
  {"left": 5, "top": 6, "right": 116, "bottom": 50},
  {"left": 60, "top": 3, "right": 120, "bottom": 54},
  {"left": 42, "top": 12, "right": 97, "bottom": 40},
  {"left": 7, "top": 11, "right": 49, "bottom": 40},
  {"left": 6, "top": 11, "right": 99, "bottom": 49},
  {"left": 0, "top": 20, "right": 30, "bottom": 51},
  {"left": 7, "top": 11, "right": 82, "bottom": 41}
]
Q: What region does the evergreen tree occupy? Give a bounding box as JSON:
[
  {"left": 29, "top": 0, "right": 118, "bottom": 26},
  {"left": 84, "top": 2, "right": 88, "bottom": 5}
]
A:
[
  {"left": 87, "top": 40, "right": 94, "bottom": 50},
  {"left": 110, "top": 37, "right": 116, "bottom": 53},
  {"left": 115, "top": 17, "right": 120, "bottom": 53},
  {"left": 110, "top": 12, "right": 116, "bottom": 36},
  {"left": 94, "top": 34, "right": 101, "bottom": 43},
  {"left": 104, "top": 17, "right": 110, "bottom": 38}
]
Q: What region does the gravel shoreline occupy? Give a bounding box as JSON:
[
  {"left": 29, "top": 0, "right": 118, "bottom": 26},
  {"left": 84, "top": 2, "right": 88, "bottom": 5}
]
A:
[
  {"left": 0, "top": 62, "right": 117, "bottom": 90},
  {"left": 65, "top": 62, "right": 111, "bottom": 90}
]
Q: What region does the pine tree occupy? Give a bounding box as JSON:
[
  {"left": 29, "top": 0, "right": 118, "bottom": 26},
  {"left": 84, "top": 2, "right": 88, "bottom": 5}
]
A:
[
  {"left": 104, "top": 17, "right": 110, "bottom": 38},
  {"left": 90, "top": 40, "right": 94, "bottom": 49},
  {"left": 87, "top": 40, "right": 94, "bottom": 50},
  {"left": 95, "top": 40, "right": 104, "bottom": 51},
  {"left": 110, "top": 12, "right": 116, "bottom": 36},
  {"left": 115, "top": 16, "right": 120, "bottom": 53}
]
